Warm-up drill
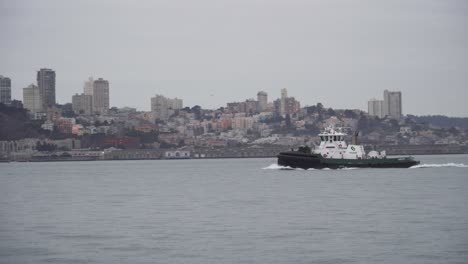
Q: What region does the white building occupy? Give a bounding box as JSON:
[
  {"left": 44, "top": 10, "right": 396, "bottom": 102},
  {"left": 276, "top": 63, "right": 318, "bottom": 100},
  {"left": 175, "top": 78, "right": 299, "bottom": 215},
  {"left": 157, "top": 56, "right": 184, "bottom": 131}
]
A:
[
  {"left": 165, "top": 150, "right": 190, "bottom": 159},
  {"left": 41, "top": 121, "right": 54, "bottom": 131}
]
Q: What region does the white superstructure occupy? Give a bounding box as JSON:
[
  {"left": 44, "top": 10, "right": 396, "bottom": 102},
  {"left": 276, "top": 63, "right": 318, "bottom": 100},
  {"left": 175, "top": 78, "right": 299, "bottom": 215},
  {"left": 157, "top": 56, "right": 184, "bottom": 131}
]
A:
[{"left": 314, "top": 127, "right": 385, "bottom": 160}]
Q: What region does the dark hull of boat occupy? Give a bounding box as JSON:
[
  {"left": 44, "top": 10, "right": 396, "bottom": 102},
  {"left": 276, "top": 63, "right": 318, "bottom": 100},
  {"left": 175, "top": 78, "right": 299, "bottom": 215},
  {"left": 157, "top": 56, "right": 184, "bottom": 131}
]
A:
[{"left": 277, "top": 151, "right": 419, "bottom": 169}]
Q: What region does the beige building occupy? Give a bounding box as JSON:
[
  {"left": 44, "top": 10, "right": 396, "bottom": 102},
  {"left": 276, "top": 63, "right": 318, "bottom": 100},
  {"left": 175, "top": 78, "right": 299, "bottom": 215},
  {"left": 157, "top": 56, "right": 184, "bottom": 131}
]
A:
[
  {"left": 83, "top": 77, "right": 94, "bottom": 96},
  {"left": 72, "top": 93, "right": 93, "bottom": 115},
  {"left": 23, "top": 84, "right": 42, "bottom": 113},
  {"left": 151, "top": 94, "right": 183, "bottom": 120},
  {"left": 232, "top": 117, "right": 255, "bottom": 130},
  {"left": 368, "top": 98, "right": 384, "bottom": 118},
  {"left": 93, "top": 78, "right": 109, "bottom": 115}
]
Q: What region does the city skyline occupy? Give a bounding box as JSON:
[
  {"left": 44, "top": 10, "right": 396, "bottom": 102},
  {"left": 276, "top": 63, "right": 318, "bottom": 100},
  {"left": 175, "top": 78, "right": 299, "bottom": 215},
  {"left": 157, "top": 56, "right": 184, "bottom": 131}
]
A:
[
  {"left": 1, "top": 0, "right": 467, "bottom": 116},
  {"left": 1, "top": 68, "right": 465, "bottom": 121},
  {"left": 3, "top": 69, "right": 467, "bottom": 117}
]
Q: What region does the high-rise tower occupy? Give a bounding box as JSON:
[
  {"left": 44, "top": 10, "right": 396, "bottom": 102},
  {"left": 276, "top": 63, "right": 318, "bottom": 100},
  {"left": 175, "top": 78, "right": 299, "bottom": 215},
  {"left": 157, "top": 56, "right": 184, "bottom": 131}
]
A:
[
  {"left": 37, "top": 68, "right": 56, "bottom": 111},
  {"left": 83, "top": 77, "right": 94, "bottom": 96},
  {"left": 257, "top": 91, "right": 268, "bottom": 112},
  {"left": 0, "top": 75, "right": 11, "bottom": 104},
  {"left": 280, "top": 88, "right": 288, "bottom": 115},
  {"left": 368, "top": 98, "right": 384, "bottom": 118},
  {"left": 93, "top": 78, "right": 110, "bottom": 115},
  {"left": 383, "top": 90, "right": 402, "bottom": 120}
]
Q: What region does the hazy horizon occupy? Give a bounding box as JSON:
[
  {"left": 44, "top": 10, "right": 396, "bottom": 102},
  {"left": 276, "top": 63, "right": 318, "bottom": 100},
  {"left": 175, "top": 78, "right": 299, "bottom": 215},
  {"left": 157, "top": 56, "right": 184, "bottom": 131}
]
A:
[{"left": 1, "top": 0, "right": 467, "bottom": 116}]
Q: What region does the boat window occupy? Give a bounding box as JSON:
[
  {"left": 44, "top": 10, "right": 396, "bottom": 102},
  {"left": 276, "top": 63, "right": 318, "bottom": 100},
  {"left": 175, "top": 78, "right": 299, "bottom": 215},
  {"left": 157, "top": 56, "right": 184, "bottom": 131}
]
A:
[
  {"left": 333, "top": 136, "right": 337, "bottom": 141},
  {"left": 320, "top": 136, "right": 324, "bottom": 141}
]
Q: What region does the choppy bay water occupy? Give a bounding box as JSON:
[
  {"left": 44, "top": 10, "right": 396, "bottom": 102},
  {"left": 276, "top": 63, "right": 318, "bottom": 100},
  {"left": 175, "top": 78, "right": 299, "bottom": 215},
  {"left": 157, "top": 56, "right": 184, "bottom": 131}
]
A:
[{"left": 1, "top": 154, "right": 467, "bottom": 263}]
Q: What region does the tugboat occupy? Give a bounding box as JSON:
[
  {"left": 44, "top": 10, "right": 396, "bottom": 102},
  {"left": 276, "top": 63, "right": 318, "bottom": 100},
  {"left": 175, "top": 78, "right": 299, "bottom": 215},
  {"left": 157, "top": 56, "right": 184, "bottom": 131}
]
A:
[{"left": 277, "top": 127, "right": 419, "bottom": 169}]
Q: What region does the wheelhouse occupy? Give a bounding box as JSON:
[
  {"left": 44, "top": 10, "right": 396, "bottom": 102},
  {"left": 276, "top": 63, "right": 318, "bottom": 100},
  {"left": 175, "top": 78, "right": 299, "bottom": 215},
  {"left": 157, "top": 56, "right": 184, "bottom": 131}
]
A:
[{"left": 319, "top": 133, "right": 345, "bottom": 143}]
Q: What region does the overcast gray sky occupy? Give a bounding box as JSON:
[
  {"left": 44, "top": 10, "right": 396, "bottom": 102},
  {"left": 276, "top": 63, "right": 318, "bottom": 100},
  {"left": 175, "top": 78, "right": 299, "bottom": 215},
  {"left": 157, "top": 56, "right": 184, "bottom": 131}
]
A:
[{"left": 1, "top": 0, "right": 467, "bottom": 116}]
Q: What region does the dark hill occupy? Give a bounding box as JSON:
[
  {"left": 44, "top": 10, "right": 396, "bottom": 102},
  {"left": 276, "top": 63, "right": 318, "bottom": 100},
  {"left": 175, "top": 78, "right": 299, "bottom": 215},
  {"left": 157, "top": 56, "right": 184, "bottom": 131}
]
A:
[{"left": 0, "top": 104, "right": 47, "bottom": 140}]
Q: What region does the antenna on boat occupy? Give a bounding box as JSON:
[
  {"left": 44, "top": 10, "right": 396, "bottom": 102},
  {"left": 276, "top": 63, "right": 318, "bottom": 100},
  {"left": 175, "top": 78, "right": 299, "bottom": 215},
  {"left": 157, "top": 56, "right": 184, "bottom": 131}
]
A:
[{"left": 352, "top": 131, "right": 359, "bottom": 145}]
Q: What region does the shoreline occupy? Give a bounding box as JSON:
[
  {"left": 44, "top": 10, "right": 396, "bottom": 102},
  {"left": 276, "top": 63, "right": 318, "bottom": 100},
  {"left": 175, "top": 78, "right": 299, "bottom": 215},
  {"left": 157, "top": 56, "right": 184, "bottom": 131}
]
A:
[{"left": 2, "top": 152, "right": 467, "bottom": 163}]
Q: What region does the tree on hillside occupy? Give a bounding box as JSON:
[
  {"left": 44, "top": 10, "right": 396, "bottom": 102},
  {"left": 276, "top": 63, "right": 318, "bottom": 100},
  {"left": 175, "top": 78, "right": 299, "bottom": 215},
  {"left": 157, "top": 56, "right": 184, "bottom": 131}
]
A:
[
  {"left": 343, "top": 109, "right": 358, "bottom": 119},
  {"left": 0, "top": 104, "right": 48, "bottom": 140},
  {"left": 192, "top": 105, "right": 202, "bottom": 120},
  {"left": 316, "top": 103, "right": 323, "bottom": 112}
]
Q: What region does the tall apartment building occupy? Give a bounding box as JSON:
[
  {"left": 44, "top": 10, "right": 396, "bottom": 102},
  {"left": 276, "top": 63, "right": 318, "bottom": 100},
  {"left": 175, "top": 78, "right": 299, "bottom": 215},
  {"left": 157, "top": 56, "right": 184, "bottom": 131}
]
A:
[
  {"left": 37, "top": 68, "right": 56, "bottom": 111},
  {"left": 280, "top": 88, "right": 288, "bottom": 115},
  {"left": 274, "top": 88, "right": 299, "bottom": 116},
  {"left": 383, "top": 90, "right": 402, "bottom": 120},
  {"left": 368, "top": 98, "right": 384, "bottom": 118},
  {"left": 83, "top": 77, "right": 94, "bottom": 96},
  {"left": 72, "top": 93, "right": 93, "bottom": 115},
  {"left": 151, "top": 95, "right": 183, "bottom": 120},
  {"left": 23, "top": 84, "right": 42, "bottom": 113},
  {"left": 93, "top": 78, "right": 109, "bottom": 115},
  {"left": 0, "top": 75, "right": 11, "bottom": 104},
  {"left": 257, "top": 91, "right": 268, "bottom": 112}
]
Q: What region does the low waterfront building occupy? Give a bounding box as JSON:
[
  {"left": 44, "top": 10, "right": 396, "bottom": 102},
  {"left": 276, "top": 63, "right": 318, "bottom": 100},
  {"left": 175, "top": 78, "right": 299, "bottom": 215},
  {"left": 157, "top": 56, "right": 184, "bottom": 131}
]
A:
[
  {"left": 103, "top": 149, "right": 163, "bottom": 160},
  {"left": 164, "top": 150, "right": 190, "bottom": 159}
]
